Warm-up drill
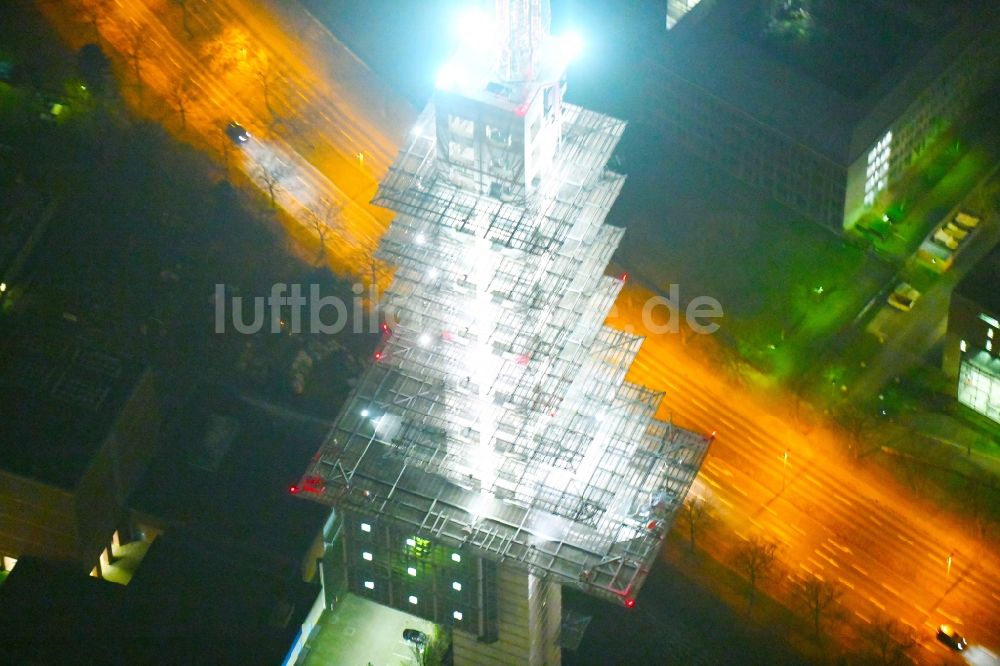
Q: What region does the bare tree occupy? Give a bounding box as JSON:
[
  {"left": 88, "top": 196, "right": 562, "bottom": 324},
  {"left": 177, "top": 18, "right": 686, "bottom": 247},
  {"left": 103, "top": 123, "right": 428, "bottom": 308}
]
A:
[
  {"left": 307, "top": 197, "right": 343, "bottom": 264},
  {"left": 860, "top": 615, "right": 916, "bottom": 666},
  {"left": 78, "top": 0, "right": 113, "bottom": 36},
  {"left": 791, "top": 575, "right": 842, "bottom": 638},
  {"left": 122, "top": 22, "right": 148, "bottom": 94},
  {"left": 255, "top": 56, "right": 286, "bottom": 122},
  {"left": 835, "top": 402, "right": 878, "bottom": 461},
  {"left": 167, "top": 77, "right": 196, "bottom": 129},
  {"left": 731, "top": 537, "right": 778, "bottom": 613},
  {"left": 256, "top": 157, "right": 291, "bottom": 208},
  {"left": 678, "top": 496, "right": 711, "bottom": 554},
  {"left": 172, "top": 0, "right": 193, "bottom": 38}
]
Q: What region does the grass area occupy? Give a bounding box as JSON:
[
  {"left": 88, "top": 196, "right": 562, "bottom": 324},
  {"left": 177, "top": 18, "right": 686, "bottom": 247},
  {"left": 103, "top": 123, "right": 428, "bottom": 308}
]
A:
[{"left": 610, "top": 124, "right": 889, "bottom": 384}]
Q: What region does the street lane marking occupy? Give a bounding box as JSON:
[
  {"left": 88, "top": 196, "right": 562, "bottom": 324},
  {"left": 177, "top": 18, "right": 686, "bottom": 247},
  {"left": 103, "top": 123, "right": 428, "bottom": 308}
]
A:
[
  {"left": 816, "top": 552, "right": 841, "bottom": 569},
  {"left": 866, "top": 595, "right": 886, "bottom": 611},
  {"left": 828, "top": 539, "right": 852, "bottom": 555},
  {"left": 854, "top": 611, "right": 871, "bottom": 624},
  {"left": 832, "top": 492, "right": 853, "bottom": 506},
  {"left": 837, "top": 577, "right": 856, "bottom": 590},
  {"left": 896, "top": 533, "right": 914, "bottom": 545},
  {"left": 939, "top": 609, "right": 961, "bottom": 624},
  {"left": 787, "top": 523, "right": 806, "bottom": 536},
  {"left": 851, "top": 563, "right": 869, "bottom": 576},
  {"left": 880, "top": 582, "right": 900, "bottom": 597}
]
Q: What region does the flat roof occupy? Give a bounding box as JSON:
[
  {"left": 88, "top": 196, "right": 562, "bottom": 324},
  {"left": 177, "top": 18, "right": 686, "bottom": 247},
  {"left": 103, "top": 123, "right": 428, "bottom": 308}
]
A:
[
  {"left": 0, "top": 325, "right": 146, "bottom": 489},
  {"left": 663, "top": 0, "right": 992, "bottom": 163},
  {"left": 956, "top": 241, "right": 1000, "bottom": 315}
]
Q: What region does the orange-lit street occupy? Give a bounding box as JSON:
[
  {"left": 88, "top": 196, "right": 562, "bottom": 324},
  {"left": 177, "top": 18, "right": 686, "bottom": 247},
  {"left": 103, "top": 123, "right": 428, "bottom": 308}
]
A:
[
  {"left": 608, "top": 284, "right": 1000, "bottom": 663},
  {"left": 39, "top": 0, "right": 412, "bottom": 281},
  {"left": 36, "top": 0, "right": 999, "bottom": 663}
]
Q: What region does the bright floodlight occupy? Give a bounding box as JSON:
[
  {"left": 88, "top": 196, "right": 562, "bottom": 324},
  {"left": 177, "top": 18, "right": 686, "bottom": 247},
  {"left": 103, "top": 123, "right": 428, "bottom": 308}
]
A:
[
  {"left": 560, "top": 31, "right": 584, "bottom": 62},
  {"left": 436, "top": 61, "right": 461, "bottom": 90},
  {"left": 456, "top": 7, "right": 494, "bottom": 45}
]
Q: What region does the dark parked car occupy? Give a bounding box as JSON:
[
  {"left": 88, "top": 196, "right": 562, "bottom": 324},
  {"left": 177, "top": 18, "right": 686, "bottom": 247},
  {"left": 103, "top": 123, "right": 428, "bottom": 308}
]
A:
[
  {"left": 403, "top": 628, "right": 428, "bottom": 648},
  {"left": 936, "top": 624, "right": 967, "bottom": 651},
  {"left": 225, "top": 121, "right": 249, "bottom": 144}
]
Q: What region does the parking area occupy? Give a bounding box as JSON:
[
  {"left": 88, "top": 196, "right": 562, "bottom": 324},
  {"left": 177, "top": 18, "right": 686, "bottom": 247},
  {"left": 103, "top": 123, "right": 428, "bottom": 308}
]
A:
[{"left": 301, "top": 593, "right": 437, "bottom": 666}]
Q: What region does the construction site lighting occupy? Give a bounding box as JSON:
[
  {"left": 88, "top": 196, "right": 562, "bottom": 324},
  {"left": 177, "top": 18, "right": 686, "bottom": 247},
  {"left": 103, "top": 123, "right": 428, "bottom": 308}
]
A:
[
  {"left": 362, "top": 551, "right": 373, "bottom": 561},
  {"left": 456, "top": 8, "right": 495, "bottom": 47},
  {"left": 408, "top": 595, "right": 418, "bottom": 604},
  {"left": 559, "top": 31, "right": 585, "bottom": 62},
  {"left": 452, "top": 553, "right": 461, "bottom": 563},
  {"left": 406, "top": 537, "right": 417, "bottom": 547},
  {"left": 407, "top": 567, "right": 417, "bottom": 576},
  {"left": 360, "top": 408, "right": 370, "bottom": 418},
  {"left": 453, "top": 611, "right": 463, "bottom": 620},
  {"left": 419, "top": 333, "right": 432, "bottom": 347},
  {"left": 452, "top": 581, "right": 462, "bottom": 591},
  {"left": 361, "top": 522, "right": 371, "bottom": 532},
  {"left": 364, "top": 580, "right": 375, "bottom": 589},
  {"left": 415, "top": 233, "right": 427, "bottom": 245}
]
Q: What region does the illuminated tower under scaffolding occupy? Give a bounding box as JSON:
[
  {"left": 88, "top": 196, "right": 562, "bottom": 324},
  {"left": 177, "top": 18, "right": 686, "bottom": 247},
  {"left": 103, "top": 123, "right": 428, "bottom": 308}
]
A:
[{"left": 298, "top": 2, "right": 711, "bottom": 663}]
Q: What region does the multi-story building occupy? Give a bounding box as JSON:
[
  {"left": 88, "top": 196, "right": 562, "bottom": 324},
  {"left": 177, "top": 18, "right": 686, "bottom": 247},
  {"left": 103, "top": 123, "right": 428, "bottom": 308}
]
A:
[
  {"left": 658, "top": 0, "right": 1000, "bottom": 232},
  {"left": 944, "top": 242, "right": 1000, "bottom": 424},
  {"left": 298, "top": 2, "right": 711, "bottom": 664},
  {"left": 0, "top": 327, "right": 160, "bottom": 575}
]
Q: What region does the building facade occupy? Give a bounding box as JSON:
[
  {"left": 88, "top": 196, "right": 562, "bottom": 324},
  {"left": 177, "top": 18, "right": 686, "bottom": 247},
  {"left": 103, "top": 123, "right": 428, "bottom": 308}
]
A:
[
  {"left": 0, "top": 329, "right": 160, "bottom": 575},
  {"left": 944, "top": 243, "right": 1000, "bottom": 424},
  {"left": 660, "top": 0, "right": 1000, "bottom": 232}
]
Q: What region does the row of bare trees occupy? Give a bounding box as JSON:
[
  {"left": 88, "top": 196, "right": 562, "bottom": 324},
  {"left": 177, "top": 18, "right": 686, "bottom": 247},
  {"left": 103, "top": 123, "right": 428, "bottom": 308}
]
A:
[{"left": 679, "top": 497, "right": 917, "bottom": 662}]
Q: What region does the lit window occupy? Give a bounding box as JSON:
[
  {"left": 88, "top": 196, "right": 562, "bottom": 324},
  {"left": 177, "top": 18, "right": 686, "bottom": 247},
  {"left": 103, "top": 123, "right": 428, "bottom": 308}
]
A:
[
  {"left": 364, "top": 581, "right": 375, "bottom": 590},
  {"left": 864, "top": 130, "right": 892, "bottom": 206},
  {"left": 409, "top": 595, "right": 418, "bottom": 604},
  {"left": 452, "top": 581, "right": 462, "bottom": 591},
  {"left": 361, "top": 522, "right": 371, "bottom": 533},
  {"left": 362, "top": 551, "right": 373, "bottom": 561},
  {"left": 406, "top": 537, "right": 416, "bottom": 547},
  {"left": 407, "top": 567, "right": 417, "bottom": 576},
  {"left": 453, "top": 611, "right": 463, "bottom": 620},
  {"left": 452, "top": 553, "right": 461, "bottom": 563}
]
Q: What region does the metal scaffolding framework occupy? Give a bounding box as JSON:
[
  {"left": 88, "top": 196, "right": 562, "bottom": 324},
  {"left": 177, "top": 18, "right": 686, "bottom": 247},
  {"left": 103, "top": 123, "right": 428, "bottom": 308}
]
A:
[{"left": 301, "top": 8, "right": 711, "bottom": 607}]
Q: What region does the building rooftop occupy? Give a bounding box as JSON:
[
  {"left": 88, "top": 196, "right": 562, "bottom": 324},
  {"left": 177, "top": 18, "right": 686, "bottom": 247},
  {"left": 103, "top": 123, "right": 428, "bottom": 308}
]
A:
[
  {"left": 133, "top": 387, "right": 330, "bottom": 572},
  {"left": 0, "top": 536, "right": 317, "bottom": 665},
  {"left": 663, "top": 0, "right": 993, "bottom": 163},
  {"left": 955, "top": 240, "right": 1000, "bottom": 315},
  {"left": 303, "top": 99, "right": 711, "bottom": 605},
  {"left": 0, "top": 326, "right": 146, "bottom": 489}
]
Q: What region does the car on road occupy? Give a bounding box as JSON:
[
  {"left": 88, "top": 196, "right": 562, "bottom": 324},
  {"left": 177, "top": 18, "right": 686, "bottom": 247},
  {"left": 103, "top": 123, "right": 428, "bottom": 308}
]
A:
[
  {"left": 954, "top": 211, "right": 981, "bottom": 230},
  {"left": 917, "top": 241, "right": 953, "bottom": 273},
  {"left": 225, "top": 121, "right": 250, "bottom": 144},
  {"left": 888, "top": 282, "right": 920, "bottom": 312},
  {"left": 943, "top": 221, "right": 968, "bottom": 241},
  {"left": 932, "top": 227, "right": 959, "bottom": 250},
  {"left": 936, "top": 624, "right": 968, "bottom": 651},
  {"left": 403, "top": 628, "right": 428, "bottom": 649}
]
